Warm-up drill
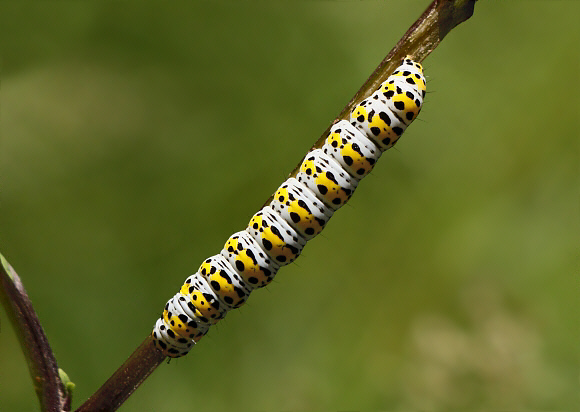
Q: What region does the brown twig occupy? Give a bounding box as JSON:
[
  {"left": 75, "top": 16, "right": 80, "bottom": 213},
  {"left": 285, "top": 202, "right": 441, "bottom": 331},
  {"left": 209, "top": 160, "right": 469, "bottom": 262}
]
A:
[
  {"left": 76, "top": 0, "right": 477, "bottom": 410},
  {"left": 0, "top": 254, "right": 71, "bottom": 412},
  {"left": 75, "top": 337, "right": 165, "bottom": 412}
]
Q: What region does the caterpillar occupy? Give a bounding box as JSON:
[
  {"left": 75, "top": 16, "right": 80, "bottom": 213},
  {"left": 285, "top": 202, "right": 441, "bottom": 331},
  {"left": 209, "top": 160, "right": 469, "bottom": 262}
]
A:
[{"left": 152, "top": 57, "right": 426, "bottom": 358}]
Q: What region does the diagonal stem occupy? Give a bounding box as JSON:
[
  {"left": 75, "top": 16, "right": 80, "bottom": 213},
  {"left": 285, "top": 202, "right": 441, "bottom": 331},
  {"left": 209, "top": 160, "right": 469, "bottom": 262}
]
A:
[
  {"left": 75, "top": 337, "right": 165, "bottom": 412},
  {"left": 76, "top": 0, "right": 477, "bottom": 410}
]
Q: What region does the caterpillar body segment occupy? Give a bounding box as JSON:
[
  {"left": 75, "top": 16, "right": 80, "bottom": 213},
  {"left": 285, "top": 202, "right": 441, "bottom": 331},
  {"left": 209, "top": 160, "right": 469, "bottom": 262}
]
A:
[
  {"left": 350, "top": 96, "right": 408, "bottom": 151},
  {"left": 163, "top": 293, "right": 209, "bottom": 341},
  {"left": 270, "top": 177, "right": 333, "bottom": 240},
  {"left": 172, "top": 293, "right": 212, "bottom": 338},
  {"left": 198, "top": 254, "right": 252, "bottom": 310},
  {"left": 221, "top": 231, "right": 279, "bottom": 290},
  {"left": 246, "top": 206, "right": 307, "bottom": 265},
  {"left": 152, "top": 318, "right": 193, "bottom": 358},
  {"left": 375, "top": 79, "right": 423, "bottom": 124},
  {"left": 296, "top": 149, "right": 358, "bottom": 210},
  {"left": 179, "top": 273, "right": 227, "bottom": 324},
  {"left": 322, "top": 120, "right": 381, "bottom": 180},
  {"left": 152, "top": 58, "right": 426, "bottom": 358},
  {"left": 391, "top": 57, "right": 426, "bottom": 96}
]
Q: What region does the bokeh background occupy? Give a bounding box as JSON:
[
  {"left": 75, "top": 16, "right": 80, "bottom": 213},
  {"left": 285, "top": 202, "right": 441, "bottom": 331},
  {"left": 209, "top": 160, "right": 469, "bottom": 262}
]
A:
[{"left": 1, "top": 1, "right": 578, "bottom": 411}]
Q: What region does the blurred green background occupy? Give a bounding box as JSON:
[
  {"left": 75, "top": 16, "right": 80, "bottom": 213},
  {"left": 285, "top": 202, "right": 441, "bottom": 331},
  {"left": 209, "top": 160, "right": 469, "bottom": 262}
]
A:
[{"left": 1, "top": 1, "right": 578, "bottom": 411}]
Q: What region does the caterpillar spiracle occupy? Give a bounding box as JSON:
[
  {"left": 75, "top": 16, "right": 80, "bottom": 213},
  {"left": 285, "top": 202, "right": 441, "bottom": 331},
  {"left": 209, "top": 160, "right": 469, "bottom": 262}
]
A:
[{"left": 152, "top": 57, "right": 426, "bottom": 358}]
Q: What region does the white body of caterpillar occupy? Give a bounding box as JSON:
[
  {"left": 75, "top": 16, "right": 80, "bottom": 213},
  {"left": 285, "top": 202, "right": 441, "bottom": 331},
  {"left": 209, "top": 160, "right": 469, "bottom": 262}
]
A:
[{"left": 152, "top": 58, "right": 426, "bottom": 358}]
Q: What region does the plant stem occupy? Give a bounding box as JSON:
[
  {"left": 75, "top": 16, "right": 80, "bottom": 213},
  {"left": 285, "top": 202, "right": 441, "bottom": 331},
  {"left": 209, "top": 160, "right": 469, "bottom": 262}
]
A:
[
  {"left": 76, "top": 0, "right": 477, "bottom": 410},
  {"left": 75, "top": 337, "right": 165, "bottom": 412},
  {"left": 0, "top": 255, "right": 71, "bottom": 412}
]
